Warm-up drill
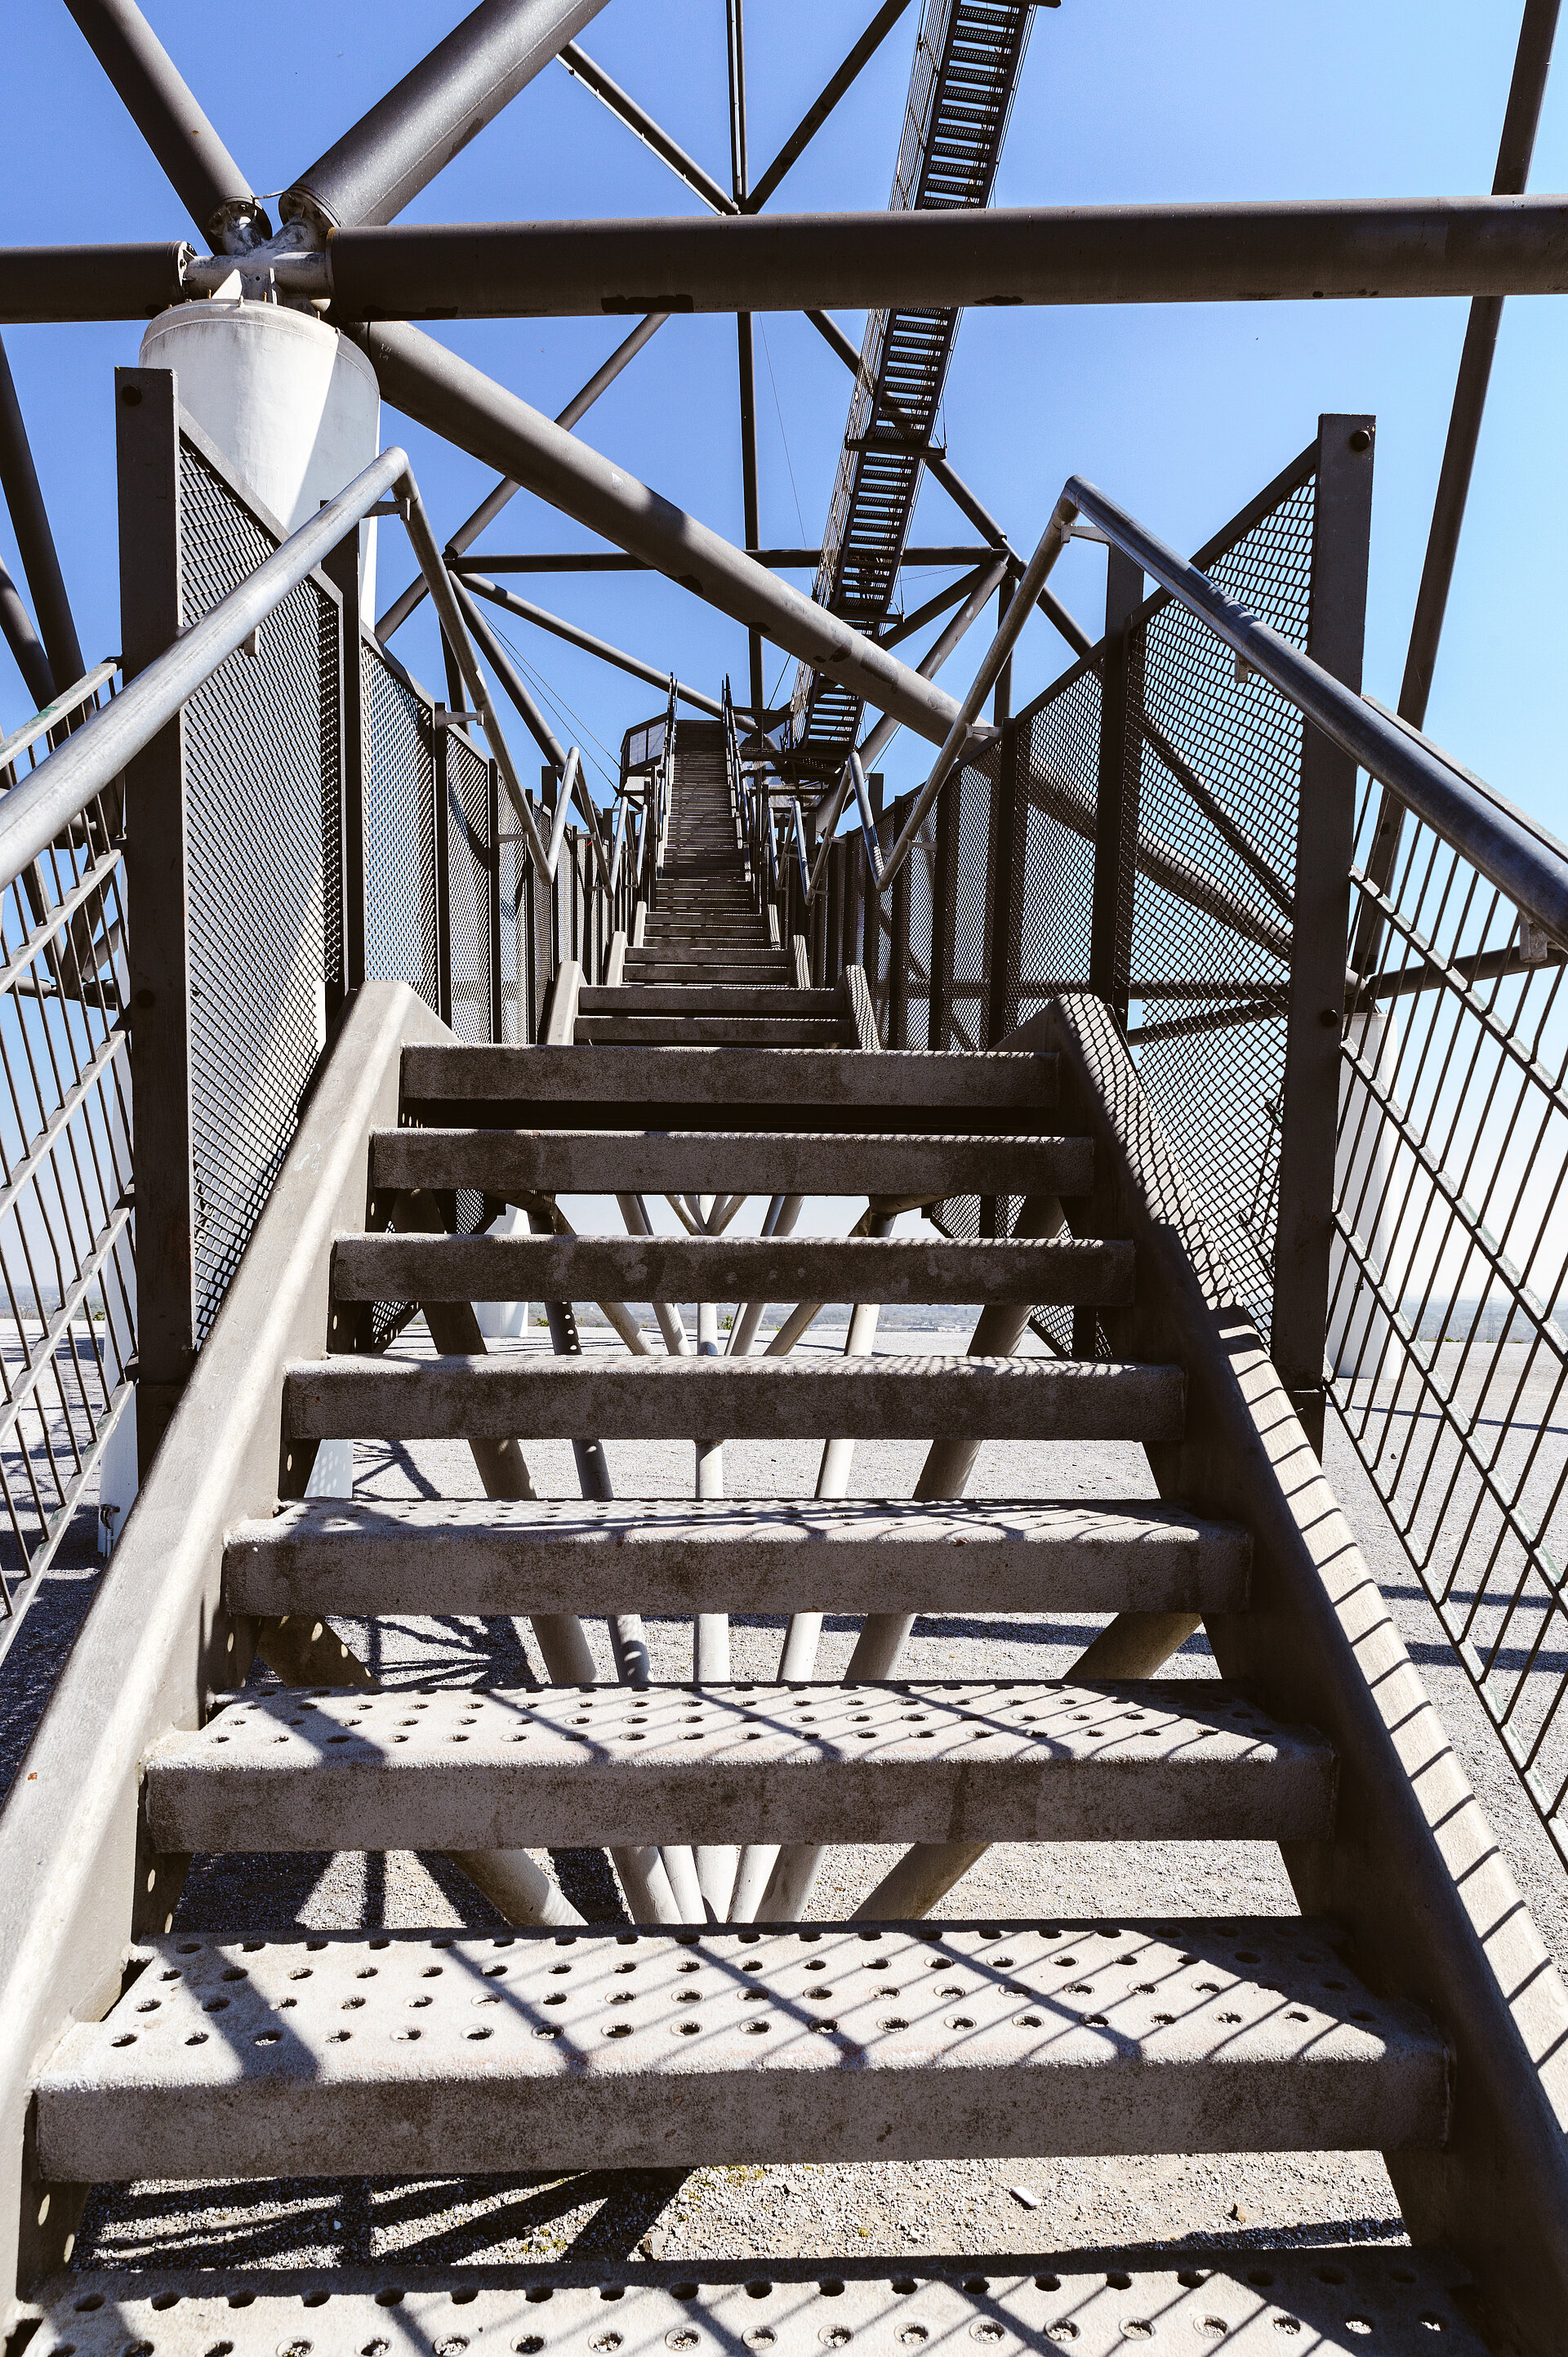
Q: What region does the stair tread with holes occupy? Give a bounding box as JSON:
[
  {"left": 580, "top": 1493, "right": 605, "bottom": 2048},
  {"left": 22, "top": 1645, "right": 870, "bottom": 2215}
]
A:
[
  {"left": 400, "top": 1045, "right": 1058, "bottom": 1110},
  {"left": 224, "top": 1495, "right": 1252, "bottom": 1619},
  {"left": 372, "top": 1128, "right": 1092, "bottom": 1196},
  {"left": 142, "top": 1680, "right": 1325, "bottom": 1854},
  {"left": 577, "top": 987, "right": 844, "bottom": 1014},
  {"left": 330, "top": 1232, "right": 1134, "bottom": 1308},
  {"left": 575, "top": 1018, "right": 857, "bottom": 1047},
  {"left": 36, "top": 1920, "right": 1446, "bottom": 2183},
  {"left": 283, "top": 1353, "right": 1184, "bottom": 1445},
  {"left": 24, "top": 2252, "right": 1492, "bottom": 2357}
]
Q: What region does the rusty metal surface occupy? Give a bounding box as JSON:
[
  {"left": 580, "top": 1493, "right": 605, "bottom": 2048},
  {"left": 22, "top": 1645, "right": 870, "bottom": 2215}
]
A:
[
  {"left": 283, "top": 1356, "right": 1185, "bottom": 1444},
  {"left": 144, "top": 1680, "right": 1332, "bottom": 1855},
  {"left": 38, "top": 1919, "right": 1446, "bottom": 2183},
  {"left": 224, "top": 1496, "right": 1253, "bottom": 1620},
  {"left": 27, "top": 2252, "right": 1490, "bottom": 2357}
]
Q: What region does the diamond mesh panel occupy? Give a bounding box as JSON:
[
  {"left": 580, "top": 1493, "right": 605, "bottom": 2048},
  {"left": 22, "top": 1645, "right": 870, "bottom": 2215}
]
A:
[
  {"left": 363, "top": 643, "right": 439, "bottom": 1012},
  {"left": 951, "top": 751, "right": 995, "bottom": 1055},
  {"left": 444, "top": 731, "right": 493, "bottom": 1045},
  {"left": 1127, "top": 475, "right": 1315, "bottom": 1337},
  {"left": 1018, "top": 659, "right": 1101, "bottom": 1014},
  {"left": 177, "top": 443, "right": 341, "bottom": 1343}
]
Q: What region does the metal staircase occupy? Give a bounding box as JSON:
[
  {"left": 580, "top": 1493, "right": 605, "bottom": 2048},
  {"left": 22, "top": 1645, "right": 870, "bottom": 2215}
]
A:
[{"left": 11, "top": 742, "right": 1566, "bottom": 2357}]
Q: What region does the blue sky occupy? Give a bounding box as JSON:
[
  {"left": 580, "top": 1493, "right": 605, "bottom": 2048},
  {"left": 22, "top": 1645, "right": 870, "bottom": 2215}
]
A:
[{"left": 4, "top": 0, "right": 1566, "bottom": 831}]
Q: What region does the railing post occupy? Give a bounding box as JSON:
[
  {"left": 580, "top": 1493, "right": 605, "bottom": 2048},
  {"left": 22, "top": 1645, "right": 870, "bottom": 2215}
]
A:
[
  {"left": 1089, "top": 547, "right": 1143, "bottom": 1031},
  {"left": 1271, "top": 412, "right": 1375, "bottom": 1454},
  {"left": 929, "top": 774, "right": 960, "bottom": 1049},
  {"left": 323, "top": 534, "right": 366, "bottom": 1001},
  {"left": 117, "top": 366, "right": 193, "bottom": 1473},
  {"left": 488, "top": 758, "right": 504, "bottom": 1042},
  {"left": 986, "top": 723, "right": 1025, "bottom": 1048}
]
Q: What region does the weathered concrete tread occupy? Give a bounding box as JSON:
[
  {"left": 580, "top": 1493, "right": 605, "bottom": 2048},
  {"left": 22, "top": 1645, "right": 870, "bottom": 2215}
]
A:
[
  {"left": 575, "top": 1019, "right": 855, "bottom": 1046},
  {"left": 577, "top": 987, "right": 843, "bottom": 1014},
  {"left": 371, "top": 1128, "right": 1092, "bottom": 1198},
  {"left": 38, "top": 1920, "right": 1446, "bottom": 2183},
  {"left": 25, "top": 2254, "right": 1490, "bottom": 2357},
  {"left": 330, "top": 1232, "right": 1135, "bottom": 1308},
  {"left": 225, "top": 1495, "right": 1252, "bottom": 1617},
  {"left": 400, "top": 1045, "right": 1057, "bottom": 1108},
  {"left": 142, "top": 1680, "right": 1333, "bottom": 1852},
  {"left": 283, "top": 1353, "right": 1185, "bottom": 1443}
]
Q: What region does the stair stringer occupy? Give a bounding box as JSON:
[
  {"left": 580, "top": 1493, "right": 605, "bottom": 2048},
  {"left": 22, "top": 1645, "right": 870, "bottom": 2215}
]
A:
[
  {"left": 1025, "top": 991, "right": 1568, "bottom": 2357},
  {"left": 0, "top": 982, "right": 454, "bottom": 2343}
]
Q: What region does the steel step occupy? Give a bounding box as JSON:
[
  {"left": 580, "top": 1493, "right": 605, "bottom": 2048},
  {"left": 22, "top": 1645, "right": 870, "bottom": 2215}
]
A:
[
  {"left": 400, "top": 1045, "right": 1058, "bottom": 1113},
  {"left": 372, "top": 1127, "right": 1092, "bottom": 1199},
  {"left": 27, "top": 2253, "right": 1490, "bottom": 2357},
  {"left": 577, "top": 987, "right": 841, "bottom": 1014},
  {"left": 283, "top": 1354, "right": 1185, "bottom": 1445},
  {"left": 331, "top": 1232, "right": 1135, "bottom": 1308},
  {"left": 225, "top": 1495, "right": 1252, "bottom": 1619},
  {"left": 38, "top": 1918, "right": 1447, "bottom": 2184},
  {"left": 574, "top": 1018, "right": 855, "bottom": 1047},
  {"left": 143, "top": 1678, "right": 1328, "bottom": 1854}
]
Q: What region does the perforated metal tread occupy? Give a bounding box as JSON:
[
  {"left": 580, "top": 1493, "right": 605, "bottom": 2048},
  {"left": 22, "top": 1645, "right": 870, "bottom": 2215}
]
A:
[
  {"left": 372, "top": 1129, "right": 1090, "bottom": 1199},
  {"left": 330, "top": 1234, "right": 1135, "bottom": 1309},
  {"left": 144, "top": 1680, "right": 1332, "bottom": 1855},
  {"left": 38, "top": 1920, "right": 1447, "bottom": 2183},
  {"left": 283, "top": 1356, "right": 1184, "bottom": 1445},
  {"left": 399, "top": 1046, "right": 1058, "bottom": 1111},
  {"left": 27, "top": 2252, "right": 1490, "bottom": 2357},
  {"left": 225, "top": 1496, "right": 1252, "bottom": 1620}
]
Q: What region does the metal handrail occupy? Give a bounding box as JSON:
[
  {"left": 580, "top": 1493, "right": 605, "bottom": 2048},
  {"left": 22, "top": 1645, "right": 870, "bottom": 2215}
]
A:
[{"left": 0, "top": 659, "right": 122, "bottom": 782}]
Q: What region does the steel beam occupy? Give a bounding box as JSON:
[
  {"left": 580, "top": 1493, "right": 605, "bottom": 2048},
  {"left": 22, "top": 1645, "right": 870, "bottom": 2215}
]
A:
[
  {"left": 743, "top": 0, "right": 918, "bottom": 213},
  {"left": 464, "top": 574, "right": 746, "bottom": 724},
  {"left": 559, "top": 44, "right": 735, "bottom": 216},
  {"left": 282, "top": 0, "right": 613, "bottom": 237},
  {"left": 309, "top": 197, "right": 1568, "bottom": 318},
  {"left": 60, "top": 0, "right": 265, "bottom": 248},
  {"left": 356, "top": 322, "right": 964, "bottom": 747},
  {"left": 0, "top": 336, "right": 83, "bottom": 695}
]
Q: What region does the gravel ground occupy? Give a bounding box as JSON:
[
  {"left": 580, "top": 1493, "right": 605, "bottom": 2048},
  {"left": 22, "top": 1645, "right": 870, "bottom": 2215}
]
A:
[{"left": 4, "top": 1312, "right": 1563, "bottom": 2282}]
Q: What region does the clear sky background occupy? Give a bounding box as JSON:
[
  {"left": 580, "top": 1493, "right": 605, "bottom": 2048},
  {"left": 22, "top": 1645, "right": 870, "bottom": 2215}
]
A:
[{"left": 4, "top": 0, "right": 1566, "bottom": 834}]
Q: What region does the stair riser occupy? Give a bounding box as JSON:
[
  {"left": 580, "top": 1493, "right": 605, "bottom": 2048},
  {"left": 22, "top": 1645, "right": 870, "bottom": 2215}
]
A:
[
  {"left": 577, "top": 989, "right": 841, "bottom": 1014},
  {"left": 575, "top": 1021, "right": 853, "bottom": 1046},
  {"left": 283, "top": 1357, "right": 1186, "bottom": 1444},
  {"left": 372, "top": 1129, "right": 1093, "bottom": 1197},
  {"left": 331, "top": 1234, "right": 1135, "bottom": 1308},
  {"left": 401, "top": 1045, "right": 1058, "bottom": 1110}
]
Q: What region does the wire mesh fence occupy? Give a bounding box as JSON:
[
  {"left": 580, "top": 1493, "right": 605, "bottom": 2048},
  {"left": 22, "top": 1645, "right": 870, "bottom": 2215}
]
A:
[
  {"left": 1334, "top": 773, "right": 1568, "bottom": 1865},
  {"left": 0, "top": 666, "right": 133, "bottom": 1651}
]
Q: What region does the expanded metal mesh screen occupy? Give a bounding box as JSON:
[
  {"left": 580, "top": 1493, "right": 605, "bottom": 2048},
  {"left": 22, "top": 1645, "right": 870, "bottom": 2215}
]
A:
[
  {"left": 178, "top": 442, "right": 341, "bottom": 1345},
  {"left": 950, "top": 751, "right": 996, "bottom": 1054},
  {"left": 363, "top": 640, "right": 439, "bottom": 1013},
  {"left": 1018, "top": 657, "right": 1100, "bottom": 1014},
  {"left": 1126, "top": 473, "right": 1316, "bottom": 1338},
  {"left": 1334, "top": 782, "right": 1568, "bottom": 1869},
  {"left": 444, "top": 731, "right": 494, "bottom": 1045},
  {"left": 0, "top": 672, "right": 132, "bottom": 1648}
]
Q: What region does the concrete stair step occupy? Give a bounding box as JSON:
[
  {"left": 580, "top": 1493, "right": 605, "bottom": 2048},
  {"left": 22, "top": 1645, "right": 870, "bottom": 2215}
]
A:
[
  {"left": 620, "top": 966, "right": 794, "bottom": 987},
  {"left": 574, "top": 1018, "right": 855, "bottom": 1046},
  {"left": 141, "top": 1679, "right": 1333, "bottom": 1855},
  {"left": 331, "top": 1232, "right": 1134, "bottom": 1310},
  {"left": 283, "top": 1353, "right": 1184, "bottom": 1446},
  {"left": 372, "top": 1126, "right": 1091, "bottom": 1198},
  {"left": 27, "top": 2255, "right": 1490, "bottom": 2357},
  {"left": 225, "top": 1495, "right": 1252, "bottom": 1620},
  {"left": 578, "top": 987, "right": 841, "bottom": 1014},
  {"left": 38, "top": 1919, "right": 1447, "bottom": 2184},
  {"left": 400, "top": 1045, "right": 1058, "bottom": 1115}
]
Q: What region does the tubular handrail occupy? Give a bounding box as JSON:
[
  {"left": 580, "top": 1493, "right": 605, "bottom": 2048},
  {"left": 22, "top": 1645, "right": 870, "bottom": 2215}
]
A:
[
  {"left": 0, "top": 449, "right": 411, "bottom": 897},
  {"left": 0, "top": 659, "right": 122, "bottom": 782}
]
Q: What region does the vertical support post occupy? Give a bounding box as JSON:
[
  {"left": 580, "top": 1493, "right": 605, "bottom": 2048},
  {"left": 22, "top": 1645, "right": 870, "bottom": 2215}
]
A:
[
  {"left": 488, "top": 760, "right": 504, "bottom": 1043},
  {"left": 433, "top": 726, "right": 452, "bottom": 1028},
  {"left": 1089, "top": 548, "right": 1143, "bottom": 1031},
  {"left": 987, "top": 721, "right": 1025, "bottom": 1049},
  {"left": 889, "top": 811, "right": 911, "bottom": 1050},
  {"left": 1271, "top": 413, "right": 1375, "bottom": 1456},
  {"left": 928, "top": 775, "right": 960, "bottom": 1049},
  {"left": 323, "top": 534, "right": 366, "bottom": 1000},
  {"left": 117, "top": 368, "right": 192, "bottom": 1472}
]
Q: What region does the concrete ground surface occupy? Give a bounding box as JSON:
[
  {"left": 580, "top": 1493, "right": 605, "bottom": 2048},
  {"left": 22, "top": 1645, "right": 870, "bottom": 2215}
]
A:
[{"left": 2, "top": 1316, "right": 1564, "bottom": 2284}]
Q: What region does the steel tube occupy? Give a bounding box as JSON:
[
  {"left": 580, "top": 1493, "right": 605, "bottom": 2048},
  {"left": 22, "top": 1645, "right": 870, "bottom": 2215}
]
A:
[
  {"left": 355, "top": 325, "right": 960, "bottom": 745},
  {"left": 448, "top": 572, "right": 567, "bottom": 773},
  {"left": 465, "top": 575, "right": 745, "bottom": 725},
  {"left": 283, "top": 0, "right": 612, "bottom": 236},
  {"left": 375, "top": 309, "right": 669, "bottom": 640},
  {"left": 559, "top": 43, "right": 735, "bottom": 216},
  {"left": 744, "top": 0, "right": 916, "bottom": 213},
  {"left": 315, "top": 197, "right": 1568, "bottom": 319},
  {"left": 1067, "top": 475, "right": 1568, "bottom": 946},
  {"left": 61, "top": 0, "right": 263, "bottom": 246},
  {"left": 0, "top": 336, "right": 84, "bottom": 695},
  {"left": 0, "top": 243, "right": 192, "bottom": 327},
  {"left": 0, "top": 448, "right": 405, "bottom": 892}
]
